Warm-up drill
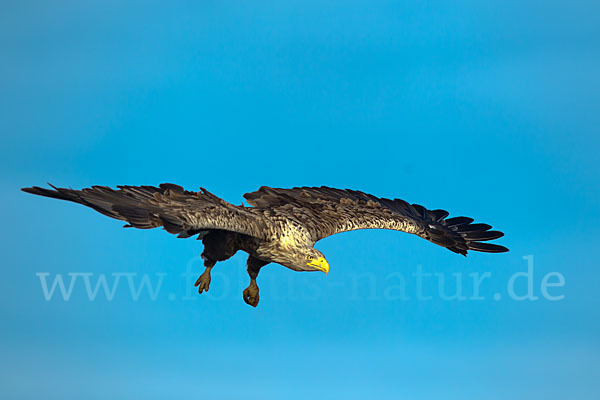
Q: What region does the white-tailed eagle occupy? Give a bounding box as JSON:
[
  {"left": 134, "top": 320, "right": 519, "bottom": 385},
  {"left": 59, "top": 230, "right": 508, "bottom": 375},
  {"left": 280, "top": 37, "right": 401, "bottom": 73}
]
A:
[{"left": 22, "top": 184, "right": 508, "bottom": 306}]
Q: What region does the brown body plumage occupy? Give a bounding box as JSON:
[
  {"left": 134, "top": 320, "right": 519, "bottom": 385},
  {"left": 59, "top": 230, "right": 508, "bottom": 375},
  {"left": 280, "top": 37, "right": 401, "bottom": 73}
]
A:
[{"left": 22, "top": 183, "right": 508, "bottom": 307}]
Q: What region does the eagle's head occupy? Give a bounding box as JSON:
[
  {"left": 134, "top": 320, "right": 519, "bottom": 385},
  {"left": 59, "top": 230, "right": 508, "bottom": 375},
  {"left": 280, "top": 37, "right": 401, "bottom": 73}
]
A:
[
  {"left": 303, "top": 248, "right": 329, "bottom": 274},
  {"left": 269, "top": 246, "right": 329, "bottom": 274}
]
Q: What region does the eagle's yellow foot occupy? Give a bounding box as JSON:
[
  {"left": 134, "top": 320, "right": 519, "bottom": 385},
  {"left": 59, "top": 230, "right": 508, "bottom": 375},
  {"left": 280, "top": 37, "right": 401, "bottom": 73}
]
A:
[
  {"left": 243, "top": 279, "right": 259, "bottom": 307},
  {"left": 194, "top": 267, "right": 212, "bottom": 294}
]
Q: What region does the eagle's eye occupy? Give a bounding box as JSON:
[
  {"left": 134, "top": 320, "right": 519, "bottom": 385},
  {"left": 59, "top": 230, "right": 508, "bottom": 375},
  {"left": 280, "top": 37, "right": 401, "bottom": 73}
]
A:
[{"left": 307, "top": 255, "right": 315, "bottom": 261}]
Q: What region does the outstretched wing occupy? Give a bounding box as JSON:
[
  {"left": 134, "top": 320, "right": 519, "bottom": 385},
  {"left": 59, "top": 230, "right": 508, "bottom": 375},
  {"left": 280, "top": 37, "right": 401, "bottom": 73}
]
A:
[
  {"left": 23, "top": 183, "right": 268, "bottom": 239},
  {"left": 244, "top": 186, "right": 508, "bottom": 255}
]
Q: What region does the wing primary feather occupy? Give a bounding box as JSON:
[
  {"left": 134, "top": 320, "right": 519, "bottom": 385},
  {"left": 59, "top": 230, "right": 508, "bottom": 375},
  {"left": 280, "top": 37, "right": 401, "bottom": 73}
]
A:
[
  {"left": 463, "top": 231, "right": 504, "bottom": 241},
  {"left": 445, "top": 216, "right": 475, "bottom": 227},
  {"left": 467, "top": 242, "right": 509, "bottom": 253},
  {"left": 456, "top": 223, "right": 493, "bottom": 233}
]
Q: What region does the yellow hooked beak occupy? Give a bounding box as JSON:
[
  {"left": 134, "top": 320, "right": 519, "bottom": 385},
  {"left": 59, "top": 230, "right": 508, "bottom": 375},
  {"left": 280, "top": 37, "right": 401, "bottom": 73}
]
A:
[{"left": 307, "top": 257, "right": 329, "bottom": 275}]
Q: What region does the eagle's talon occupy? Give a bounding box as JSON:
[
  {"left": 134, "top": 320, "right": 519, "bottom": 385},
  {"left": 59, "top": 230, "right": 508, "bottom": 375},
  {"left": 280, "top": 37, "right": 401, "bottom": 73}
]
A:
[
  {"left": 243, "top": 282, "right": 259, "bottom": 307},
  {"left": 194, "top": 268, "right": 212, "bottom": 294}
]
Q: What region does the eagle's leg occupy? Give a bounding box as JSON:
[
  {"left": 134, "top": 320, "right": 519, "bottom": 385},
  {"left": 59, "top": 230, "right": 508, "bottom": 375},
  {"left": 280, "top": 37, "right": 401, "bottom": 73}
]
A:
[
  {"left": 243, "top": 255, "right": 269, "bottom": 307},
  {"left": 194, "top": 257, "right": 216, "bottom": 294},
  {"left": 195, "top": 230, "right": 240, "bottom": 294}
]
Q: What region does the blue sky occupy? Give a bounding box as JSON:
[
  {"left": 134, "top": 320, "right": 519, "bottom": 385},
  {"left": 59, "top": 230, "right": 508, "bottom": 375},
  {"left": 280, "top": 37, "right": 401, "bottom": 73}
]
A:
[{"left": 1, "top": 1, "right": 599, "bottom": 399}]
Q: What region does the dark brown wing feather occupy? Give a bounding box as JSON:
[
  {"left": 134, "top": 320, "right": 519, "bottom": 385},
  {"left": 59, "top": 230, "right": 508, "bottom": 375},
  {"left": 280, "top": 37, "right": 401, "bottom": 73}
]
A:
[
  {"left": 23, "top": 184, "right": 268, "bottom": 239},
  {"left": 244, "top": 186, "right": 508, "bottom": 255}
]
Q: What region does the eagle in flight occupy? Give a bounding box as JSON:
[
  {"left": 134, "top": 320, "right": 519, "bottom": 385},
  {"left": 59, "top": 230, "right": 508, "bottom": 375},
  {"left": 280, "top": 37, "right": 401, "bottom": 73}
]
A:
[{"left": 22, "top": 184, "right": 508, "bottom": 307}]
